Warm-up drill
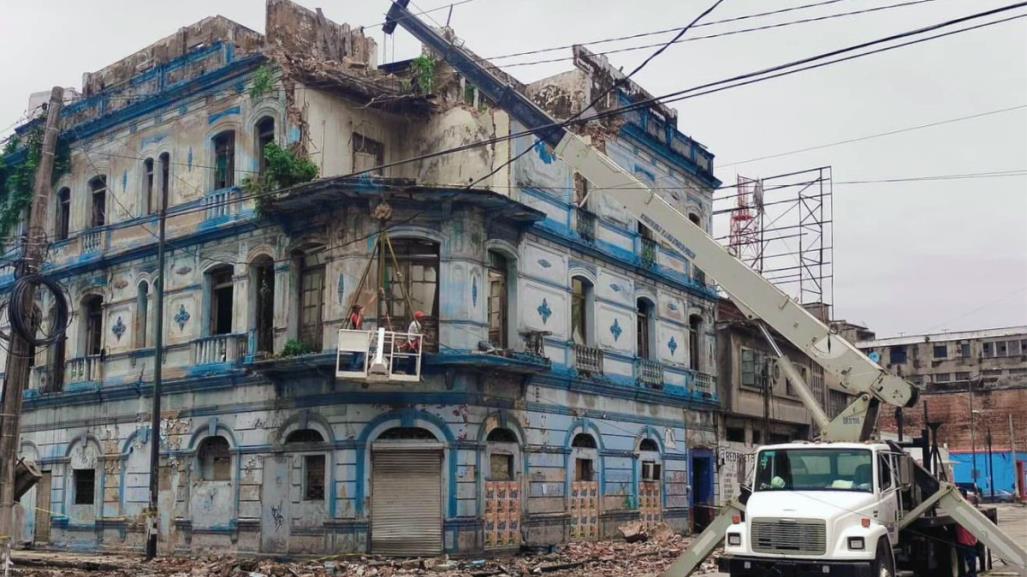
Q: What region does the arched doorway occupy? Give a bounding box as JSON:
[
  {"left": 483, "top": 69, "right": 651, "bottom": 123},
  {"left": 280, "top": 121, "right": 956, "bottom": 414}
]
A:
[
  {"left": 638, "top": 438, "right": 663, "bottom": 528},
  {"left": 484, "top": 427, "right": 521, "bottom": 550},
  {"left": 371, "top": 427, "right": 444, "bottom": 555},
  {"left": 569, "top": 432, "right": 600, "bottom": 541}
]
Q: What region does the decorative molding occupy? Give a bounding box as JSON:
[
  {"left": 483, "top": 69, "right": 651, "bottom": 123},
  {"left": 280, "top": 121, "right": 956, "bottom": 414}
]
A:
[
  {"left": 174, "top": 304, "right": 191, "bottom": 330},
  {"left": 537, "top": 298, "right": 552, "bottom": 324},
  {"left": 667, "top": 336, "right": 678, "bottom": 355},
  {"left": 112, "top": 316, "right": 126, "bottom": 341},
  {"left": 610, "top": 318, "right": 622, "bottom": 341}
]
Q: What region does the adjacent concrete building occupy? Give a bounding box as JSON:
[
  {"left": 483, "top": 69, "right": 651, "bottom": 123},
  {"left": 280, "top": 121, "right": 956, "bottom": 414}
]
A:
[
  {"left": 713, "top": 299, "right": 854, "bottom": 507},
  {"left": 863, "top": 326, "right": 1027, "bottom": 500},
  {"left": 0, "top": 1, "right": 722, "bottom": 555}
]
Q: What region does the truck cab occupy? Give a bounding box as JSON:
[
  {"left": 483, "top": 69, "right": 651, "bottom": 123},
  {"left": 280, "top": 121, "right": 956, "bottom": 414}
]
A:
[{"left": 720, "top": 442, "right": 903, "bottom": 577}]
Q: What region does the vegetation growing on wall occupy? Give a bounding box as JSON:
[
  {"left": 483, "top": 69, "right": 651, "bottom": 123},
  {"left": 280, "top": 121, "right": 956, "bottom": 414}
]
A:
[
  {"left": 242, "top": 142, "right": 319, "bottom": 217},
  {"left": 0, "top": 127, "right": 71, "bottom": 250},
  {"left": 249, "top": 65, "right": 276, "bottom": 101},
  {"left": 411, "top": 55, "right": 437, "bottom": 94},
  {"left": 280, "top": 338, "right": 313, "bottom": 357}
]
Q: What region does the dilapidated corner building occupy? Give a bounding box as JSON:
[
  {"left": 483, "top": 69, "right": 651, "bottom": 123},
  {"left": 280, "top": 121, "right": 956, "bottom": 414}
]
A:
[{"left": 2, "top": 0, "right": 721, "bottom": 556}]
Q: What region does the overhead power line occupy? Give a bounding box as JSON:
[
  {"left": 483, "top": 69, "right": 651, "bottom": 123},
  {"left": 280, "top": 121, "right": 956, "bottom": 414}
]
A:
[
  {"left": 719, "top": 104, "right": 1027, "bottom": 167},
  {"left": 492, "top": 0, "right": 943, "bottom": 68},
  {"left": 486, "top": 0, "right": 852, "bottom": 60}
]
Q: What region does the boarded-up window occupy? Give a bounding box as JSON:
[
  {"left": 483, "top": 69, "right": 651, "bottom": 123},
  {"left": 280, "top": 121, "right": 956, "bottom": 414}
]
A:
[
  {"left": 490, "top": 454, "right": 513, "bottom": 481},
  {"left": 198, "top": 436, "right": 231, "bottom": 481},
  {"left": 74, "top": 469, "right": 95, "bottom": 505},
  {"left": 304, "top": 454, "right": 326, "bottom": 501},
  {"left": 353, "top": 133, "right": 384, "bottom": 175}
]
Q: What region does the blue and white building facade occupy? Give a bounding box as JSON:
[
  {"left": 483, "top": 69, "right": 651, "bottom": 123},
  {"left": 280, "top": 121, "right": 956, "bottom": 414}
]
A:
[{"left": 3, "top": 2, "right": 721, "bottom": 556}]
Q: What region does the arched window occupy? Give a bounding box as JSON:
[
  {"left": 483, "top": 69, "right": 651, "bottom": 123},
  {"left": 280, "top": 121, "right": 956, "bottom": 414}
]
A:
[
  {"left": 82, "top": 295, "right": 104, "bottom": 356},
  {"left": 688, "top": 213, "right": 705, "bottom": 285},
  {"left": 383, "top": 239, "right": 439, "bottom": 352},
  {"left": 135, "top": 282, "right": 149, "bottom": 348},
  {"left": 143, "top": 158, "right": 154, "bottom": 215},
  {"left": 571, "top": 276, "right": 594, "bottom": 346},
  {"left": 55, "top": 187, "right": 71, "bottom": 240},
  {"left": 487, "top": 251, "right": 509, "bottom": 348},
  {"left": 251, "top": 255, "right": 275, "bottom": 354},
  {"left": 158, "top": 152, "right": 171, "bottom": 210},
  {"left": 285, "top": 429, "right": 324, "bottom": 444},
  {"left": 212, "top": 131, "right": 235, "bottom": 190},
  {"left": 637, "top": 298, "right": 655, "bottom": 360},
  {"left": 49, "top": 303, "right": 66, "bottom": 392},
  {"left": 487, "top": 427, "right": 518, "bottom": 482},
  {"left": 378, "top": 427, "right": 437, "bottom": 440},
  {"left": 285, "top": 428, "right": 325, "bottom": 500},
  {"left": 89, "top": 176, "right": 106, "bottom": 228},
  {"left": 207, "top": 266, "right": 234, "bottom": 336},
  {"left": 294, "top": 247, "right": 326, "bottom": 351},
  {"left": 255, "top": 117, "right": 275, "bottom": 176},
  {"left": 689, "top": 314, "right": 702, "bottom": 372},
  {"left": 571, "top": 433, "right": 597, "bottom": 449},
  {"left": 639, "top": 438, "right": 659, "bottom": 452},
  {"left": 197, "top": 436, "right": 231, "bottom": 481},
  {"left": 487, "top": 428, "right": 518, "bottom": 443}
]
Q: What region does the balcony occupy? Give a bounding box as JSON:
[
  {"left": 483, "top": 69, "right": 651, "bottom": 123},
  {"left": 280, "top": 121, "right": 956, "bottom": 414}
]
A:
[
  {"left": 192, "top": 333, "right": 248, "bottom": 366},
  {"left": 637, "top": 358, "right": 664, "bottom": 388},
  {"left": 693, "top": 371, "right": 716, "bottom": 395},
  {"left": 640, "top": 237, "right": 658, "bottom": 269},
  {"left": 66, "top": 355, "right": 102, "bottom": 385},
  {"left": 576, "top": 208, "right": 597, "bottom": 242},
  {"left": 81, "top": 228, "right": 107, "bottom": 253},
  {"left": 573, "top": 344, "right": 604, "bottom": 376},
  {"left": 203, "top": 187, "right": 241, "bottom": 221}
]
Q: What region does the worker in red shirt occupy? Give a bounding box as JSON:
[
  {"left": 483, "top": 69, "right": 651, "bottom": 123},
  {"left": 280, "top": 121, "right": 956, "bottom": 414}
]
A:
[{"left": 955, "top": 489, "right": 979, "bottom": 577}]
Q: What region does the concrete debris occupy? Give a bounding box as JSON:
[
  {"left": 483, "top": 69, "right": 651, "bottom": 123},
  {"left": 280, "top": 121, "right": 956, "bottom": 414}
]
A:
[{"left": 10, "top": 535, "right": 724, "bottom": 577}]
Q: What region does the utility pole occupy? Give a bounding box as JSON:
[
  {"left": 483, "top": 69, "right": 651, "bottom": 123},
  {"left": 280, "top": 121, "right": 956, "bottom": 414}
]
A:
[
  {"left": 0, "top": 87, "right": 63, "bottom": 558},
  {"left": 145, "top": 168, "right": 169, "bottom": 559}
]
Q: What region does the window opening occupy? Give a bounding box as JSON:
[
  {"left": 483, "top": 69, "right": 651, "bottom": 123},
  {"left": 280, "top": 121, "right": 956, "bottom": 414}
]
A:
[
  {"left": 89, "top": 176, "right": 106, "bottom": 227},
  {"left": 73, "top": 469, "right": 95, "bottom": 505},
  {"left": 209, "top": 267, "right": 234, "bottom": 335},
  {"left": 213, "top": 131, "right": 235, "bottom": 189},
  {"left": 487, "top": 251, "right": 508, "bottom": 348},
  {"left": 197, "top": 436, "right": 231, "bottom": 481}
]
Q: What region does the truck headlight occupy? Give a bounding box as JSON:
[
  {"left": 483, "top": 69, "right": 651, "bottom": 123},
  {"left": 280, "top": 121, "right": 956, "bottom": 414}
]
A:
[
  {"left": 847, "top": 536, "right": 865, "bottom": 550},
  {"left": 727, "top": 532, "right": 742, "bottom": 546}
]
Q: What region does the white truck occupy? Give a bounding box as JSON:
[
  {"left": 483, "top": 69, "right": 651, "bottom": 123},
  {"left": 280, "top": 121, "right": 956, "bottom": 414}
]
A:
[{"left": 381, "top": 3, "right": 1027, "bottom": 575}]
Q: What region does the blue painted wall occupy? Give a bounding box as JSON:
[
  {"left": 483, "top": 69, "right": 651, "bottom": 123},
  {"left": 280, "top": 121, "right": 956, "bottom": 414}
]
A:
[{"left": 951, "top": 451, "right": 1027, "bottom": 498}]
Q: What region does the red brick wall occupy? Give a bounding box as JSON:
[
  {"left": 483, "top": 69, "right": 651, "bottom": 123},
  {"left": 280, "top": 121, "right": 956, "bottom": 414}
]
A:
[{"left": 877, "top": 387, "right": 1027, "bottom": 452}]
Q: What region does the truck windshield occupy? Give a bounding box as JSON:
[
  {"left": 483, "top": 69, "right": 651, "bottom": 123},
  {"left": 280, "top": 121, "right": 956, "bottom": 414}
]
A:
[{"left": 754, "top": 448, "right": 873, "bottom": 492}]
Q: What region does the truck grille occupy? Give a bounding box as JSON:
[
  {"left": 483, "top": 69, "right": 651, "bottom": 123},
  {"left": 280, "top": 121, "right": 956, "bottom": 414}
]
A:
[{"left": 750, "top": 518, "right": 826, "bottom": 556}]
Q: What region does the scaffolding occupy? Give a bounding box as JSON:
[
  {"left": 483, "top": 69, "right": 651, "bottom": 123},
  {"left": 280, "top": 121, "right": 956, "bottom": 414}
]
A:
[{"left": 715, "top": 167, "right": 833, "bottom": 309}]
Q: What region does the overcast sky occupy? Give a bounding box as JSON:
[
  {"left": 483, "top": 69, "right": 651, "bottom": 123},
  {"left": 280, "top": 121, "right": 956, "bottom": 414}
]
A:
[{"left": 1, "top": 0, "right": 1024, "bottom": 337}]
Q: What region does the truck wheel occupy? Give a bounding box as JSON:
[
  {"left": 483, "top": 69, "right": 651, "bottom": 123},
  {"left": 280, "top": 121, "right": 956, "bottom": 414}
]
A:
[{"left": 874, "top": 540, "right": 896, "bottom": 577}]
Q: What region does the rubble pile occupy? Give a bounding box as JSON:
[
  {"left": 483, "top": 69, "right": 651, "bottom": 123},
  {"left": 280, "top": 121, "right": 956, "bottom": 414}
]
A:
[{"left": 12, "top": 525, "right": 722, "bottom": 577}]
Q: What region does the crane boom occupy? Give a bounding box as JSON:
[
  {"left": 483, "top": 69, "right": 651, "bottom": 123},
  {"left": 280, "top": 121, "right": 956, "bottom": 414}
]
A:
[{"left": 384, "top": 0, "right": 918, "bottom": 441}]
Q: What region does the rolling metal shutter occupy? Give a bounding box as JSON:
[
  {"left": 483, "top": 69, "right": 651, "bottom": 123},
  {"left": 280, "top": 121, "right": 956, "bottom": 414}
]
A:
[{"left": 371, "top": 445, "right": 443, "bottom": 555}]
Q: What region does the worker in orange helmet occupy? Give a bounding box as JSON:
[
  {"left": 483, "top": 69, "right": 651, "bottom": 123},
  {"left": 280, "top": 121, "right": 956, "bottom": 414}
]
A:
[{"left": 407, "top": 311, "right": 426, "bottom": 353}]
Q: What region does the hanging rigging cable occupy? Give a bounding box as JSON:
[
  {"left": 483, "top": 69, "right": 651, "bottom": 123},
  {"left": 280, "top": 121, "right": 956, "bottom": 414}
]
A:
[{"left": 6, "top": 272, "right": 69, "bottom": 347}]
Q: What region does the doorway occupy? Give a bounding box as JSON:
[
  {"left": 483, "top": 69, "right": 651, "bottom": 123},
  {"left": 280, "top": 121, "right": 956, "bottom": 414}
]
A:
[{"left": 690, "top": 450, "right": 714, "bottom": 532}]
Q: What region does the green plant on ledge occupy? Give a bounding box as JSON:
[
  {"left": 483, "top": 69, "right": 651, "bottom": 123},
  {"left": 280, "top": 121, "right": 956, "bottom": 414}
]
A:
[
  {"left": 410, "top": 54, "right": 437, "bottom": 94},
  {"left": 249, "top": 65, "right": 275, "bottom": 101},
  {"left": 280, "top": 339, "right": 313, "bottom": 358},
  {"left": 242, "top": 142, "right": 319, "bottom": 217}
]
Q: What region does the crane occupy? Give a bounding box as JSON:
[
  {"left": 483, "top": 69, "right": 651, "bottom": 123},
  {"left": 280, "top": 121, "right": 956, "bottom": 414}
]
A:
[{"left": 383, "top": 3, "right": 1026, "bottom": 574}]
